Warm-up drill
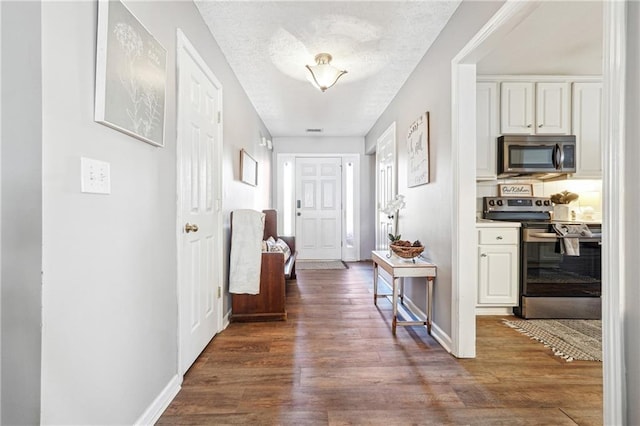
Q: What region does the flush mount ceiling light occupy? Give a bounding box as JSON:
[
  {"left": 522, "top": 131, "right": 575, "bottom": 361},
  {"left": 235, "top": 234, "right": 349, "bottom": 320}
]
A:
[{"left": 305, "top": 53, "right": 347, "bottom": 92}]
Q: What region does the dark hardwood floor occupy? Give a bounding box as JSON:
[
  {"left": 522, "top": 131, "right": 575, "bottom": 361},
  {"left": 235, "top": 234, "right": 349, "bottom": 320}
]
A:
[{"left": 158, "top": 261, "right": 602, "bottom": 425}]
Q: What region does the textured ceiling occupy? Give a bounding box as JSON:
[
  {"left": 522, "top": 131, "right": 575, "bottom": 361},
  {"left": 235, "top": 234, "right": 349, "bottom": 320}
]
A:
[
  {"left": 195, "top": 1, "right": 461, "bottom": 137},
  {"left": 477, "top": 1, "right": 603, "bottom": 76}
]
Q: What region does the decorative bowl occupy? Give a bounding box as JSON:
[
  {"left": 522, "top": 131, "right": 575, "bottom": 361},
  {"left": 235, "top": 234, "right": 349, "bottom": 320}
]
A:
[{"left": 390, "top": 244, "right": 424, "bottom": 259}]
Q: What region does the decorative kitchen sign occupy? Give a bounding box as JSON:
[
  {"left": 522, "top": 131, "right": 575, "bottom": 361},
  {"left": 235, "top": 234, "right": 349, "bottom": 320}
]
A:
[
  {"left": 407, "top": 112, "right": 430, "bottom": 187},
  {"left": 95, "top": 0, "right": 167, "bottom": 147},
  {"left": 499, "top": 183, "right": 533, "bottom": 197}
]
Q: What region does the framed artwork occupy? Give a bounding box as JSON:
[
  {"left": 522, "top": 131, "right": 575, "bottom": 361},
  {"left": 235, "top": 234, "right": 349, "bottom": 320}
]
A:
[
  {"left": 240, "top": 149, "right": 258, "bottom": 186},
  {"left": 499, "top": 183, "right": 533, "bottom": 197},
  {"left": 95, "top": 0, "right": 167, "bottom": 147},
  {"left": 407, "top": 111, "right": 430, "bottom": 187}
]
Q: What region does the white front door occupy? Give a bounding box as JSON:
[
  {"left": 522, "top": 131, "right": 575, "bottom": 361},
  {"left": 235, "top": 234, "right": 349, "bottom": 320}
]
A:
[
  {"left": 295, "top": 157, "right": 342, "bottom": 260},
  {"left": 376, "top": 123, "right": 396, "bottom": 249},
  {"left": 177, "top": 31, "right": 223, "bottom": 374}
]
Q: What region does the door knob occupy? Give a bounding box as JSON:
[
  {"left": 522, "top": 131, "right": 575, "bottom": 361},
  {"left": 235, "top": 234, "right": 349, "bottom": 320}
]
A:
[
  {"left": 184, "top": 223, "right": 199, "bottom": 233},
  {"left": 297, "top": 212, "right": 301, "bottom": 216}
]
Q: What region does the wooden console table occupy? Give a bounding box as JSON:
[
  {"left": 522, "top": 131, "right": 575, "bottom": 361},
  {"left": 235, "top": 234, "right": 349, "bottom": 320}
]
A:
[{"left": 371, "top": 250, "right": 437, "bottom": 335}]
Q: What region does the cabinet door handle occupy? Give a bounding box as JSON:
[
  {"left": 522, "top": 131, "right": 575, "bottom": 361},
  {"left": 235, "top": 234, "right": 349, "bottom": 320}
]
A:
[
  {"left": 538, "top": 124, "right": 543, "bottom": 128},
  {"left": 480, "top": 253, "right": 487, "bottom": 257},
  {"left": 527, "top": 124, "right": 532, "bottom": 128},
  {"left": 496, "top": 236, "right": 503, "bottom": 240}
]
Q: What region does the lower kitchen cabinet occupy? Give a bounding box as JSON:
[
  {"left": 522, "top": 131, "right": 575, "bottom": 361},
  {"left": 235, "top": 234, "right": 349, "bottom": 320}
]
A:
[{"left": 477, "top": 226, "right": 519, "bottom": 306}]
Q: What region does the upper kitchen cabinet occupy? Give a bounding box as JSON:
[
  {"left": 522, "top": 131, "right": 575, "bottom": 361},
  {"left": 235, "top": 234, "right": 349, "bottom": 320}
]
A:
[
  {"left": 476, "top": 82, "right": 499, "bottom": 180},
  {"left": 477, "top": 76, "right": 602, "bottom": 180},
  {"left": 500, "top": 81, "right": 570, "bottom": 135},
  {"left": 500, "top": 82, "right": 534, "bottom": 134},
  {"left": 572, "top": 82, "right": 603, "bottom": 178}
]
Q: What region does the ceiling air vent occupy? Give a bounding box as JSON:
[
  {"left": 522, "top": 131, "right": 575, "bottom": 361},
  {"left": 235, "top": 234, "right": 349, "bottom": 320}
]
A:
[{"left": 306, "top": 128, "right": 323, "bottom": 133}]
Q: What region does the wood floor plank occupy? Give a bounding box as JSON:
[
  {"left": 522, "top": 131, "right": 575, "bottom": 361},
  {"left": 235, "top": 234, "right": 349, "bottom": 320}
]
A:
[{"left": 159, "top": 261, "right": 602, "bottom": 425}]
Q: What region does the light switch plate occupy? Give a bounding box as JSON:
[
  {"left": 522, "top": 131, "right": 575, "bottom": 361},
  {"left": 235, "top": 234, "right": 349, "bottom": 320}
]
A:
[{"left": 81, "top": 157, "right": 111, "bottom": 194}]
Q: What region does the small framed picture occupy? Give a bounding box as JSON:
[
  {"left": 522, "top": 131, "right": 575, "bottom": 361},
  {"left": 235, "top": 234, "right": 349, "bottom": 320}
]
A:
[
  {"left": 240, "top": 149, "right": 258, "bottom": 186},
  {"left": 499, "top": 183, "right": 533, "bottom": 197},
  {"left": 407, "top": 112, "right": 430, "bottom": 187}
]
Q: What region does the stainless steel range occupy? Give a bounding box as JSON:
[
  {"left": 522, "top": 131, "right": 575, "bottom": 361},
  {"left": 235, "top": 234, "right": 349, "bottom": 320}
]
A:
[{"left": 483, "top": 196, "right": 602, "bottom": 319}]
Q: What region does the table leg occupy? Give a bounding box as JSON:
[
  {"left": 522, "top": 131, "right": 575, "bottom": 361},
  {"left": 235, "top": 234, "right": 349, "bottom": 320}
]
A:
[
  {"left": 392, "top": 276, "right": 399, "bottom": 335},
  {"left": 373, "top": 263, "right": 378, "bottom": 305},
  {"left": 399, "top": 278, "right": 404, "bottom": 305},
  {"left": 427, "top": 277, "right": 434, "bottom": 335}
]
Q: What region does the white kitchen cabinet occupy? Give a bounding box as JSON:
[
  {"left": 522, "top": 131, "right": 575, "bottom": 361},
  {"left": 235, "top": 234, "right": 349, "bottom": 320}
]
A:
[
  {"left": 500, "top": 81, "right": 570, "bottom": 135},
  {"left": 500, "top": 82, "right": 534, "bottom": 134},
  {"left": 535, "top": 82, "right": 571, "bottom": 134},
  {"left": 572, "top": 82, "right": 603, "bottom": 178},
  {"left": 476, "top": 82, "right": 499, "bottom": 180},
  {"left": 477, "top": 227, "right": 519, "bottom": 306}
]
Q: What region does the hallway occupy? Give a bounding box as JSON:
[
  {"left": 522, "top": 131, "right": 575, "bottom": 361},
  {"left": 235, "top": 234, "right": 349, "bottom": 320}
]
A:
[{"left": 158, "top": 262, "right": 602, "bottom": 425}]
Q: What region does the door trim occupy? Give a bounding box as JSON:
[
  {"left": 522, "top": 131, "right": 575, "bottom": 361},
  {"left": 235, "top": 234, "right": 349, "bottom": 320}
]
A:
[
  {"left": 175, "top": 29, "right": 224, "bottom": 376},
  {"left": 601, "top": 1, "right": 627, "bottom": 423},
  {"left": 451, "top": 0, "right": 625, "bottom": 423}
]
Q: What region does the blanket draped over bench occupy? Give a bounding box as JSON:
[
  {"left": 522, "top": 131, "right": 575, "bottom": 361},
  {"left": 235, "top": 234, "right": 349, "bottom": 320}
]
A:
[
  {"left": 231, "top": 209, "right": 297, "bottom": 322},
  {"left": 229, "top": 209, "right": 265, "bottom": 295}
]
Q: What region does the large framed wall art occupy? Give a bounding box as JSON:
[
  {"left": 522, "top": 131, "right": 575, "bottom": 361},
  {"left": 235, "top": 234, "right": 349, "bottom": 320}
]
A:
[
  {"left": 407, "top": 111, "right": 430, "bottom": 187},
  {"left": 94, "top": 0, "right": 167, "bottom": 147}
]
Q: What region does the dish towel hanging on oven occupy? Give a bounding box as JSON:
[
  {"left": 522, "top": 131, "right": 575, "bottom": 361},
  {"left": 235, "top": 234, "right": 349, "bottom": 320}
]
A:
[{"left": 553, "top": 223, "right": 592, "bottom": 256}]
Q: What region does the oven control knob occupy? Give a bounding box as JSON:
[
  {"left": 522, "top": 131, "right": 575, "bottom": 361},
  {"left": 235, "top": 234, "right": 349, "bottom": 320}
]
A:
[
  {"left": 488, "top": 200, "right": 495, "bottom": 206},
  {"left": 496, "top": 200, "right": 503, "bottom": 206},
  {"left": 535, "top": 200, "right": 543, "bottom": 206},
  {"left": 544, "top": 200, "right": 551, "bottom": 206}
]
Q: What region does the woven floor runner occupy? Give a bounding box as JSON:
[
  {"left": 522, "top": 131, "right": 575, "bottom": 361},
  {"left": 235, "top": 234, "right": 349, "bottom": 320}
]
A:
[{"left": 503, "top": 319, "right": 602, "bottom": 362}]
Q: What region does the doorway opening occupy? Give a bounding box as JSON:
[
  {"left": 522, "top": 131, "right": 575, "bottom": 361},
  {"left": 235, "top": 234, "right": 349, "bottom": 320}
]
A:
[
  {"left": 277, "top": 154, "right": 360, "bottom": 261},
  {"left": 451, "top": 1, "right": 625, "bottom": 423}
]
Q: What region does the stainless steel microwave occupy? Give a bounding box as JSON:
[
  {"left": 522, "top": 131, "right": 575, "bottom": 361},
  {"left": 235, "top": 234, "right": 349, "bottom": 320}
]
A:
[{"left": 497, "top": 135, "right": 576, "bottom": 178}]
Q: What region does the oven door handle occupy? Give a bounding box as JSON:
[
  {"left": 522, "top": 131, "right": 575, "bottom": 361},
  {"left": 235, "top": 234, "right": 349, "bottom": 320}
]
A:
[{"left": 530, "top": 232, "right": 557, "bottom": 239}]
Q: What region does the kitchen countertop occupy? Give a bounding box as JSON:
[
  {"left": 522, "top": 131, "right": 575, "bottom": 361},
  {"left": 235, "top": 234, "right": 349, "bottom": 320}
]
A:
[{"left": 476, "top": 219, "right": 521, "bottom": 228}]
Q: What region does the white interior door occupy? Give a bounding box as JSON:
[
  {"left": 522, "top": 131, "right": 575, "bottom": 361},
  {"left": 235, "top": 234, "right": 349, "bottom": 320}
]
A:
[
  {"left": 177, "top": 31, "right": 222, "bottom": 374},
  {"left": 295, "top": 157, "right": 342, "bottom": 260},
  {"left": 376, "top": 123, "right": 396, "bottom": 250}
]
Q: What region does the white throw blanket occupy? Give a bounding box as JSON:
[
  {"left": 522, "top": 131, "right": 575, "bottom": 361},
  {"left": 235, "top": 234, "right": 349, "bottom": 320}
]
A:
[{"left": 229, "top": 210, "right": 265, "bottom": 294}]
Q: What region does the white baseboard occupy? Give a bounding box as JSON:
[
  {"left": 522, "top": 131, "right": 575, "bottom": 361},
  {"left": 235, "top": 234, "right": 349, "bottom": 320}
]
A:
[
  {"left": 223, "top": 309, "right": 231, "bottom": 330},
  {"left": 430, "top": 321, "right": 452, "bottom": 353},
  {"left": 135, "top": 374, "right": 181, "bottom": 426},
  {"left": 475, "top": 306, "right": 514, "bottom": 316},
  {"left": 401, "top": 296, "right": 452, "bottom": 353}
]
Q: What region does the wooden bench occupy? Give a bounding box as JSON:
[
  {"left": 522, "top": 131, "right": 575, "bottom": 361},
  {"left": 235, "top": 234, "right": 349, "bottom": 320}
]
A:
[{"left": 231, "top": 210, "right": 296, "bottom": 322}]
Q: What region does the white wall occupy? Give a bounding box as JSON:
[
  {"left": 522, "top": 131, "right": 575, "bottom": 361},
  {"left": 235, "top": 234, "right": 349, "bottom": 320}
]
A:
[
  {"left": 38, "top": 1, "right": 270, "bottom": 424},
  {"left": 0, "top": 2, "right": 3, "bottom": 421},
  {"left": 364, "top": 1, "right": 504, "bottom": 338},
  {"left": 625, "top": 2, "right": 640, "bottom": 423},
  {"left": 1, "top": 2, "right": 42, "bottom": 424},
  {"left": 272, "top": 136, "right": 375, "bottom": 259}
]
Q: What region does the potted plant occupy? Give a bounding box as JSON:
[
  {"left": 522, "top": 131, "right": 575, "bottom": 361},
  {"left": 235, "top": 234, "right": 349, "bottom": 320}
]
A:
[{"left": 550, "top": 190, "right": 579, "bottom": 221}]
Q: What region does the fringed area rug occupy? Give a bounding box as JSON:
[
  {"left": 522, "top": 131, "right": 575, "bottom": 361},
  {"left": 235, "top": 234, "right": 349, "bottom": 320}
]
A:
[
  {"left": 295, "top": 260, "right": 347, "bottom": 270},
  {"left": 503, "top": 319, "right": 602, "bottom": 362}
]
